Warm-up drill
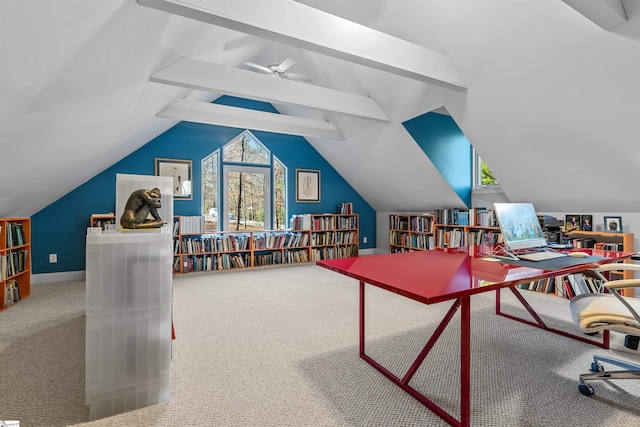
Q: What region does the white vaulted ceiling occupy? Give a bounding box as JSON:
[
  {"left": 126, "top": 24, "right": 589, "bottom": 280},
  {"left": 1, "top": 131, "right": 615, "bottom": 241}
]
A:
[{"left": 2, "top": 0, "right": 640, "bottom": 218}]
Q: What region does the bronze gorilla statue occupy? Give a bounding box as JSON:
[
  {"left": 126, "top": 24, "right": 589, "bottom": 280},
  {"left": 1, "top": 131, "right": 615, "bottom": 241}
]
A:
[{"left": 120, "top": 188, "right": 165, "bottom": 229}]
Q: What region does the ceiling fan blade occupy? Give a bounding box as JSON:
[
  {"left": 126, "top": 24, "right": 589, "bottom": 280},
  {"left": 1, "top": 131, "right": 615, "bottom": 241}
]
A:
[
  {"left": 244, "top": 62, "right": 273, "bottom": 74},
  {"left": 285, "top": 73, "right": 313, "bottom": 82},
  {"left": 278, "top": 57, "right": 296, "bottom": 72}
]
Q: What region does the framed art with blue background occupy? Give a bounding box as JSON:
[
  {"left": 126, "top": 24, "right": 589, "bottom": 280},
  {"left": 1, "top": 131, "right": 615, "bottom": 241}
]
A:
[{"left": 604, "top": 216, "right": 622, "bottom": 233}]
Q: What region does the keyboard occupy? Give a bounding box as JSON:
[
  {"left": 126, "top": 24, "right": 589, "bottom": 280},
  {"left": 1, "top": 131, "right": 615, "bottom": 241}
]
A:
[{"left": 517, "top": 251, "right": 567, "bottom": 262}]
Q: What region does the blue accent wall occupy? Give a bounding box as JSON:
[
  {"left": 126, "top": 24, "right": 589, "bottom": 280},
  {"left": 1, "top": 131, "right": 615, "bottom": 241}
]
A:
[
  {"left": 32, "top": 96, "right": 376, "bottom": 274},
  {"left": 402, "top": 112, "right": 472, "bottom": 207}
]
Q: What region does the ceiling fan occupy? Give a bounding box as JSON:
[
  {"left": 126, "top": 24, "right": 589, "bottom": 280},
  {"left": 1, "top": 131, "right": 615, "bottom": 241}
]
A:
[{"left": 244, "top": 57, "right": 313, "bottom": 82}]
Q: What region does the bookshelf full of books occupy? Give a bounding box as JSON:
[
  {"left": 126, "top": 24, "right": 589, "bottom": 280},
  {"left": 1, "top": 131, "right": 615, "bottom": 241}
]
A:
[
  {"left": 174, "top": 229, "right": 317, "bottom": 273},
  {"left": 433, "top": 208, "right": 502, "bottom": 249},
  {"left": 88, "top": 212, "right": 358, "bottom": 274},
  {"left": 565, "top": 230, "right": 635, "bottom": 282},
  {"left": 389, "top": 213, "right": 435, "bottom": 252},
  {"left": 289, "top": 213, "right": 359, "bottom": 261},
  {"left": 513, "top": 230, "right": 634, "bottom": 298},
  {"left": 1, "top": 218, "right": 31, "bottom": 311},
  {"left": 389, "top": 209, "right": 502, "bottom": 252}
]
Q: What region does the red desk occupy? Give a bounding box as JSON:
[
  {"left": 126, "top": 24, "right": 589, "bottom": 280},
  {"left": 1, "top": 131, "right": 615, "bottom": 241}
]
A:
[{"left": 316, "top": 246, "right": 633, "bottom": 427}]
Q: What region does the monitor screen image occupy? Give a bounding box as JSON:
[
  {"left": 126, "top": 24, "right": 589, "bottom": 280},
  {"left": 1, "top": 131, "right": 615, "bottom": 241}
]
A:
[{"left": 493, "top": 202, "right": 547, "bottom": 251}]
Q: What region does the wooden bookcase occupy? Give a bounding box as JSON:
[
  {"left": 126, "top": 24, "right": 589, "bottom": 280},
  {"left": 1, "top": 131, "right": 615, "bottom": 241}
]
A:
[
  {"left": 565, "top": 230, "right": 635, "bottom": 281},
  {"left": 90, "top": 213, "right": 117, "bottom": 230},
  {"left": 515, "top": 230, "right": 635, "bottom": 298},
  {"left": 389, "top": 210, "right": 501, "bottom": 252},
  {"left": 174, "top": 229, "right": 311, "bottom": 273},
  {"left": 1, "top": 217, "right": 31, "bottom": 311},
  {"left": 305, "top": 213, "right": 359, "bottom": 261},
  {"left": 389, "top": 213, "right": 435, "bottom": 252},
  {"left": 172, "top": 213, "right": 359, "bottom": 273}
]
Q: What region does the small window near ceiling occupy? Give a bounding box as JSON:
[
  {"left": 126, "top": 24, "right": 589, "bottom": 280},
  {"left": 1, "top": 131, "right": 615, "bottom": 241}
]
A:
[
  {"left": 223, "top": 132, "right": 269, "bottom": 164},
  {"left": 473, "top": 149, "right": 499, "bottom": 188}
]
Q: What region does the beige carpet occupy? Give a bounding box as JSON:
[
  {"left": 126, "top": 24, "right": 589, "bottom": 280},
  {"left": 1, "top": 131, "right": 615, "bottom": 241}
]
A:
[{"left": 1, "top": 264, "right": 639, "bottom": 426}]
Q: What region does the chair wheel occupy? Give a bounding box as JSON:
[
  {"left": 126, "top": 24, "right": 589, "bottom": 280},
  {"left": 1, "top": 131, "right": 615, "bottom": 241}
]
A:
[
  {"left": 579, "top": 383, "right": 595, "bottom": 396},
  {"left": 590, "top": 362, "right": 604, "bottom": 372}
]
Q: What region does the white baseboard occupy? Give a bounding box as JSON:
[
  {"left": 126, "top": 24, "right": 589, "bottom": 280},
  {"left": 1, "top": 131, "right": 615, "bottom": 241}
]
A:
[{"left": 32, "top": 271, "right": 85, "bottom": 284}]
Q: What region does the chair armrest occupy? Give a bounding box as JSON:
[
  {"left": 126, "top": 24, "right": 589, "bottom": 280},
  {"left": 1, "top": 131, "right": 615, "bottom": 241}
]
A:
[
  {"left": 593, "top": 263, "right": 640, "bottom": 273},
  {"left": 601, "top": 279, "right": 640, "bottom": 325},
  {"left": 603, "top": 279, "right": 640, "bottom": 290}
]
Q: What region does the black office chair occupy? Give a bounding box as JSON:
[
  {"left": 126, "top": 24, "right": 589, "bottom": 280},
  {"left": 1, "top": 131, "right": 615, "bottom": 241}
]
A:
[{"left": 569, "top": 263, "right": 640, "bottom": 396}]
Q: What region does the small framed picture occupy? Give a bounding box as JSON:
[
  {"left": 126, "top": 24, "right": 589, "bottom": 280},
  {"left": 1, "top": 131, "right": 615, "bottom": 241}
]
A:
[
  {"left": 604, "top": 216, "right": 623, "bottom": 233},
  {"left": 155, "top": 158, "right": 192, "bottom": 200},
  {"left": 580, "top": 215, "right": 593, "bottom": 232},
  {"left": 295, "top": 169, "right": 321, "bottom": 202},
  {"left": 565, "top": 214, "right": 580, "bottom": 231}
]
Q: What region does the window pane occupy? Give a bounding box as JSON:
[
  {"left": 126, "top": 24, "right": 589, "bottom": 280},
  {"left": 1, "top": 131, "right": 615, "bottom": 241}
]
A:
[
  {"left": 273, "top": 157, "right": 286, "bottom": 230},
  {"left": 481, "top": 159, "right": 498, "bottom": 186},
  {"left": 202, "top": 151, "right": 219, "bottom": 231},
  {"left": 227, "top": 170, "right": 266, "bottom": 231},
  {"left": 223, "top": 131, "right": 269, "bottom": 164}
]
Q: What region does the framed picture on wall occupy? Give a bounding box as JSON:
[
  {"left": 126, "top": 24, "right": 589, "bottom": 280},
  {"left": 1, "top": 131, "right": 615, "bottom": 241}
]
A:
[
  {"left": 565, "top": 214, "right": 580, "bottom": 231},
  {"left": 580, "top": 215, "right": 593, "bottom": 231},
  {"left": 295, "top": 169, "right": 320, "bottom": 202},
  {"left": 155, "top": 158, "right": 192, "bottom": 200},
  {"left": 604, "top": 216, "right": 623, "bottom": 233}
]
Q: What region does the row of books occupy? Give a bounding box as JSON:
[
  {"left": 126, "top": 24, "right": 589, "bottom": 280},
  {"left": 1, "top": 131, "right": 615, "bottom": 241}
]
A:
[
  {"left": 518, "top": 273, "right": 604, "bottom": 299},
  {"left": 389, "top": 214, "right": 434, "bottom": 232},
  {"left": 436, "top": 228, "right": 465, "bottom": 248},
  {"left": 467, "top": 230, "right": 502, "bottom": 245},
  {"left": 431, "top": 208, "right": 500, "bottom": 227},
  {"left": 336, "top": 231, "right": 357, "bottom": 244},
  {"left": 180, "top": 234, "right": 251, "bottom": 254},
  {"left": 411, "top": 216, "right": 434, "bottom": 233},
  {"left": 390, "top": 216, "right": 409, "bottom": 231},
  {"left": 290, "top": 213, "right": 358, "bottom": 231},
  {"left": 337, "top": 202, "right": 353, "bottom": 214},
  {"left": 253, "top": 232, "right": 309, "bottom": 249},
  {"left": 290, "top": 214, "right": 312, "bottom": 230},
  {"left": 434, "top": 209, "right": 469, "bottom": 226},
  {"left": 289, "top": 214, "right": 336, "bottom": 231},
  {"left": 596, "top": 242, "right": 624, "bottom": 251},
  {"left": 469, "top": 208, "right": 499, "bottom": 227},
  {"left": 5, "top": 222, "right": 27, "bottom": 248},
  {"left": 336, "top": 245, "right": 358, "bottom": 258},
  {"left": 336, "top": 215, "right": 358, "bottom": 229},
  {"left": 179, "top": 248, "right": 312, "bottom": 272},
  {"left": 1, "top": 250, "right": 29, "bottom": 279},
  {"left": 254, "top": 249, "right": 311, "bottom": 266},
  {"left": 311, "top": 246, "right": 336, "bottom": 261},
  {"left": 389, "top": 231, "right": 435, "bottom": 250},
  {"left": 5, "top": 279, "right": 20, "bottom": 308},
  {"left": 311, "top": 232, "right": 334, "bottom": 245},
  {"left": 181, "top": 252, "right": 251, "bottom": 272},
  {"left": 176, "top": 216, "right": 206, "bottom": 235}
]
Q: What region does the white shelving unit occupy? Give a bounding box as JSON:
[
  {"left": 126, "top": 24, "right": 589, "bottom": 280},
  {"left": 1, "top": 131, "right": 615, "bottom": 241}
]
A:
[{"left": 85, "top": 228, "right": 173, "bottom": 420}]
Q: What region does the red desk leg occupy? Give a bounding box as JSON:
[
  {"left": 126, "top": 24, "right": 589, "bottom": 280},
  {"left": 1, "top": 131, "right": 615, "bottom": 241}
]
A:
[
  {"left": 460, "top": 296, "right": 471, "bottom": 427},
  {"left": 496, "top": 287, "right": 610, "bottom": 349},
  {"left": 359, "top": 282, "right": 471, "bottom": 427}
]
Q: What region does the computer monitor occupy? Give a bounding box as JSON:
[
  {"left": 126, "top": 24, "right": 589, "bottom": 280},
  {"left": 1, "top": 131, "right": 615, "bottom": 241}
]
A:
[{"left": 494, "top": 202, "right": 548, "bottom": 251}]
